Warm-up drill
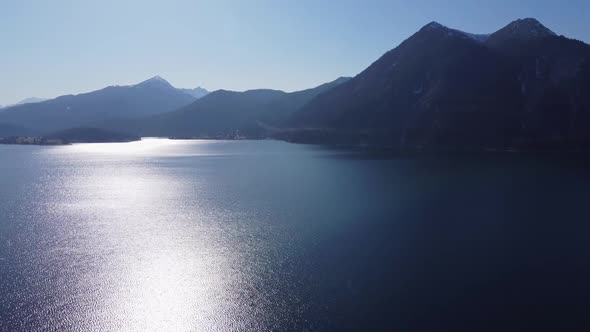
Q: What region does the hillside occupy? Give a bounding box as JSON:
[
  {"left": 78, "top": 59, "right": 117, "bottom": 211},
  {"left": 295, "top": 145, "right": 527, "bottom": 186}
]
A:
[
  {"left": 105, "top": 77, "right": 350, "bottom": 138},
  {"left": 285, "top": 19, "right": 590, "bottom": 150},
  {"left": 0, "top": 76, "right": 196, "bottom": 134}
]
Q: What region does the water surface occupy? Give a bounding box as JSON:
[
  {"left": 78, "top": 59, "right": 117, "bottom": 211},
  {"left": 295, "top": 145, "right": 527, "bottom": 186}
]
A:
[{"left": 1, "top": 139, "right": 590, "bottom": 331}]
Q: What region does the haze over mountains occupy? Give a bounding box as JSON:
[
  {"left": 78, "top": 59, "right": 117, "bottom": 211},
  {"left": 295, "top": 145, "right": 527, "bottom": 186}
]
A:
[
  {"left": 117, "top": 76, "right": 351, "bottom": 138},
  {"left": 0, "top": 76, "right": 202, "bottom": 135},
  {"left": 16, "top": 97, "right": 49, "bottom": 105},
  {"left": 1, "top": 18, "right": 589, "bottom": 150},
  {"left": 0, "top": 97, "right": 48, "bottom": 110},
  {"left": 179, "top": 87, "right": 209, "bottom": 99}
]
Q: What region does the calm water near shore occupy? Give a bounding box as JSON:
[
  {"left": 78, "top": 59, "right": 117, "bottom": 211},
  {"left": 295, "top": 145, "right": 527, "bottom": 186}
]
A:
[{"left": 1, "top": 138, "right": 590, "bottom": 331}]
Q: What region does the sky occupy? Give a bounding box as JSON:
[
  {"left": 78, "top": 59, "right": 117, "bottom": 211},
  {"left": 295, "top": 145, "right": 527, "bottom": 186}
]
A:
[{"left": 1, "top": 0, "right": 589, "bottom": 105}]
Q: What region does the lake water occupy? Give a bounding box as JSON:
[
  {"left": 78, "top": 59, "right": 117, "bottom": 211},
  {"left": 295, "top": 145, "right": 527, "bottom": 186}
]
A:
[{"left": 1, "top": 139, "right": 590, "bottom": 331}]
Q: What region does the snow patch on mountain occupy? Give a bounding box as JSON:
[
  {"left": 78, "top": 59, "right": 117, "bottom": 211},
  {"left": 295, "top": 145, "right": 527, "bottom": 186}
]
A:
[
  {"left": 506, "top": 18, "right": 557, "bottom": 37},
  {"left": 179, "top": 87, "right": 209, "bottom": 99},
  {"left": 423, "top": 21, "right": 490, "bottom": 43},
  {"left": 134, "top": 76, "right": 176, "bottom": 89}
]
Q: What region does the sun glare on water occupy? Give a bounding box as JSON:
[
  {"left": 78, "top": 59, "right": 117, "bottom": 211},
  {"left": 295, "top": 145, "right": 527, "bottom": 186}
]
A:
[
  {"left": 66, "top": 138, "right": 200, "bottom": 156},
  {"left": 37, "top": 138, "right": 259, "bottom": 331}
]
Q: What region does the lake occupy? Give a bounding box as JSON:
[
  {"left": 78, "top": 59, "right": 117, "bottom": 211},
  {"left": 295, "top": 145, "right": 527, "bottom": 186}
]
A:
[{"left": 1, "top": 138, "right": 590, "bottom": 331}]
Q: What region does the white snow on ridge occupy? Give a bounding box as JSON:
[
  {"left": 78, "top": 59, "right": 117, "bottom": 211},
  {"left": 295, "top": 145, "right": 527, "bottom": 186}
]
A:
[
  {"left": 423, "top": 21, "right": 490, "bottom": 43},
  {"left": 133, "top": 75, "right": 176, "bottom": 89},
  {"left": 463, "top": 32, "right": 491, "bottom": 42},
  {"left": 149, "top": 75, "right": 168, "bottom": 83},
  {"left": 424, "top": 21, "right": 445, "bottom": 30},
  {"left": 450, "top": 29, "right": 490, "bottom": 43},
  {"left": 507, "top": 18, "right": 557, "bottom": 37}
]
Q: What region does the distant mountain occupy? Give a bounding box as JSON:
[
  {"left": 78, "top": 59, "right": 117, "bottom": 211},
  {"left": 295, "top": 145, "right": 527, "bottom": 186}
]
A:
[
  {"left": 285, "top": 18, "right": 590, "bottom": 150},
  {"left": 16, "top": 97, "right": 49, "bottom": 105},
  {"left": 111, "top": 77, "right": 350, "bottom": 138},
  {"left": 0, "top": 97, "right": 48, "bottom": 111},
  {"left": 0, "top": 76, "right": 196, "bottom": 133},
  {"left": 179, "top": 87, "right": 209, "bottom": 99}
]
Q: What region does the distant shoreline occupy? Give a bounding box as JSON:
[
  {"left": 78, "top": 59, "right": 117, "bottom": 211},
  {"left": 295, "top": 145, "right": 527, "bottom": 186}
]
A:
[
  {"left": 167, "top": 136, "right": 590, "bottom": 156},
  {"left": 0, "top": 128, "right": 141, "bottom": 145},
  {"left": 0, "top": 137, "right": 69, "bottom": 146},
  {"left": 4, "top": 135, "right": 590, "bottom": 158}
]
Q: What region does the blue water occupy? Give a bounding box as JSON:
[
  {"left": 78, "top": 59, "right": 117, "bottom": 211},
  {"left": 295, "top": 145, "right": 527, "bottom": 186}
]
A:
[{"left": 1, "top": 139, "right": 590, "bottom": 331}]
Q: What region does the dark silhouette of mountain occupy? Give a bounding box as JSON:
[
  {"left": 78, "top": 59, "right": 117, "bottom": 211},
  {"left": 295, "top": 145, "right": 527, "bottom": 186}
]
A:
[
  {"left": 111, "top": 77, "right": 350, "bottom": 138},
  {"left": 486, "top": 18, "right": 556, "bottom": 47},
  {"left": 179, "top": 87, "right": 209, "bottom": 99},
  {"left": 45, "top": 127, "right": 140, "bottom": 143},
  {"left": 0, "top": 76, "right": 196, "bottom": 134},
  {"left": 285, "top": 19, "right": 590, "bottom": 150},
  {"left": 0, "top": 123, "right": 34, "bottom": 137}
]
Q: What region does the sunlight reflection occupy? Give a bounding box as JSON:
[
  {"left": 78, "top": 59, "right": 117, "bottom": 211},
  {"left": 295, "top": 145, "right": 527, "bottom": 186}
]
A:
[
  {"left": 64, "top": 138, "right": 218, "bottom": 157},
  {"left": 121, "top": 252, "right": 195, "bottom": 331},
  {"left": 51, "top": 141, "right": 247, "bottom": 331}
]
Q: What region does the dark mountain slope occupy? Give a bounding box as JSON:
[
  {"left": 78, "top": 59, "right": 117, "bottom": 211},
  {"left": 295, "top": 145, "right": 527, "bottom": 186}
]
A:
[
  {"left": 139, "top": 89, "right": 286, "bottom": 137},
  {"left": 255, "top": 76, "right": 351, "bottom": 127},
  {"left": 286, "top": 19, "right": 590, "bottom": 149},
  {"left": 485, "top": 20, "right": 590, "bottom": 144},
  {"left": 0, "top": 76, "right": 195, "bottom": 133},
  {"left": 0, "top": 123, "right": 35, "bottom": 137},
  {"left": 486, "top": 18, "right": 557, "bottom": 47},
  {"left": 289, "top": 22, "right": 522, "bottom": 147}
]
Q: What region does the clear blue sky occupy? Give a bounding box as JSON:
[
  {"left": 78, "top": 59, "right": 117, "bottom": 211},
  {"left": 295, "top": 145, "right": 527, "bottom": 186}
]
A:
[{"left": 1, "top": 0, "right": 588, "bottom": 105}]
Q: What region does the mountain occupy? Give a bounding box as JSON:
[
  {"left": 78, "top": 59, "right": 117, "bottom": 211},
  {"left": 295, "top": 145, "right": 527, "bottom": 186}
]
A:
[
  {"left": 0, "top": 97, "right": 48, "bottom": 112},
  {"left": 285, "top": 19, "right": 590, "bottom": 150},
  {"left": 0, "top": 76, "right": 196, "bottom": 133},
  {"left": 0, "top": 123, "right": 34, "bottom": 137},
  {"left": 486, "top": 18, "right": 557, "bottom": 47},
  {"left": 110, "top": 77, "right": 350, "bottom": 138},
  {"left": 16, "top": 97, "right": 48, "bottom": 105},
  {"left": 179, "top": 87, "right": 209, "bottom": 99}
]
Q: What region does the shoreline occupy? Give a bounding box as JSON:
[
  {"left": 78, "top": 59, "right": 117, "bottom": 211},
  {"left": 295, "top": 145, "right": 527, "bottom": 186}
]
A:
[{"left": 5, "top": 135, "right": 590, "bottom": 158}]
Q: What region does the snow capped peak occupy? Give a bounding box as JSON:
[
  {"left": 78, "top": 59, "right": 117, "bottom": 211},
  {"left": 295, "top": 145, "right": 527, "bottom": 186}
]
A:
[
  {"left": 418, "top": 18, "right": 555, "bottom": 46},
  {"left": 519, "top": 18, "right": 542, "bottom": 24},
  {"left": 148, "top": 75, "right": 167, "bottom": 83},
  {"left": 485, "top": 18, "right": 558, "bottom": 46},
  {"left": 499, "top": 18, "right": 557, "bottom": 38},
  {"left": 419, "top": 21, "right": 490, "bottom": 43},
  {"left": 135, "top": 75, "right": 175, "bottom": 89},
  {"left": 179, "top": 86, "right": 209, "bottom": 99},
  {"left": 423, "top": 21, "right": 448, "bottom": 31},
  {"left": 510, "top": 18, "right": 555, "bottom": 34}
]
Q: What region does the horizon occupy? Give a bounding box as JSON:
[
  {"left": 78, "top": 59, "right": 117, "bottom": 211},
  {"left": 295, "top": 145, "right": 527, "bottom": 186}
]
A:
[{"left": 1, "top": 0, "right": 589, "bottom": 105}]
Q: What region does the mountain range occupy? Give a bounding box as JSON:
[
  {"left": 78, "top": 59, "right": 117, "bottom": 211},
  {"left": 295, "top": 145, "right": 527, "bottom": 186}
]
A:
[
  {"left": 108, "top": 76, "right": 350, "bottom": 138},
  {"left": 0, "top": 76, "right": 205, "bottom": 135},
  {"left": 1, "top": 18, "right": 589, "bottom": 151},
  {"left": 0, "top": 97, "right": 48, "bottom": 111},
  {"left": 285, "top": 18, "right": 590, "bottom": 149}
]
